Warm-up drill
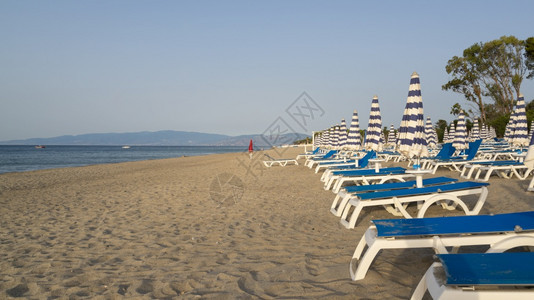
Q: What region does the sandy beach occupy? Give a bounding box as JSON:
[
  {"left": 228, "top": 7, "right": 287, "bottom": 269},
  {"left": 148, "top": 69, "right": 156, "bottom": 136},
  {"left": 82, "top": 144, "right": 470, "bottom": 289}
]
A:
[{"left": 1, "top": 147, "right": 533, "bottom": 299}]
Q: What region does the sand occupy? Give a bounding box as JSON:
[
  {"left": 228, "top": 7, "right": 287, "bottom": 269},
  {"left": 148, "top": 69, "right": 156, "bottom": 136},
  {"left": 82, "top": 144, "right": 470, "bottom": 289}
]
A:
[{"left": 1, "top": 147, "right": 533, "bottom": 299}]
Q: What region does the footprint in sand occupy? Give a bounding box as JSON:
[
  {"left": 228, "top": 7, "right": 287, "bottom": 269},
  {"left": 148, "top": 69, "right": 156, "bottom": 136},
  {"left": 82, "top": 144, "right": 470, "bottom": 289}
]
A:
[{"left": 304, "top": 253, "right": 324, "bottom": 276}]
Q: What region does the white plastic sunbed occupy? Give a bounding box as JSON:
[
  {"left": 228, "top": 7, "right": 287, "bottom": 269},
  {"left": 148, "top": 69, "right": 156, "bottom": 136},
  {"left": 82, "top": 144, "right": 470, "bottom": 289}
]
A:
[
  {"left": 262, "top": 154, "right": 298, "bottom": 167},
  {"left": 339, "top": 181, "right": 489, "bottom": 229},
  {"left": 330, "top": 176, "right": 458, "bottom": 217},
  {"left": 350, "top": 211, "right": 534, "bottom": 281},
  {"left": 473, "top": 161, "right": 533, "bottom": 181},
  {"left": 324, "top": 167, "right": 412, "bottom": 192},
  {"left": 412, "top": 252, "right": 534, "bottom": 299}
]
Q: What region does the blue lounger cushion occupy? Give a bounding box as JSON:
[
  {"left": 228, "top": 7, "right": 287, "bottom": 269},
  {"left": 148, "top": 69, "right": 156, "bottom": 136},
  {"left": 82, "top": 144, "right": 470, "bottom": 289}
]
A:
[
  {"left": 317, "top": 159, "right": 356, "bottom": 165},
  {"left": 343, "top": 176, "right": 458, "bottom": 193},
  {"left": 373, "top": 211, "right": 534, "bottom": 237},
  {"left": 331, "top": 167, "right": 406, "bottom": 176},
  {"left": 355, "top": 181, "right": 489, "bottom": 201},
  {"left": 437, "top": 252, "right": 534, "bottom": 286},
  {"left": 471, "top": 160, "right": 524, "bottom": 166}
]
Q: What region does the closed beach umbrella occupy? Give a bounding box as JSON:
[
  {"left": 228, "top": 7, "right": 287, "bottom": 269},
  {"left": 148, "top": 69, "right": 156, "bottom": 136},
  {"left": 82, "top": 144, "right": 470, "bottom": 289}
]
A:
[
  {"left": 442, "top": 128, "right": 449, "bottom": 144},
  {"left": 471, "top": 118, "right": 480, "bottom": 141},
  {"left": 425, "top": 117, "right": 437, "bottom": 149},
  {"left": 480, "top": 124, "right": 488, "bottom": 141},
  {"left": 365, "top": 95, "right": 383, "bottom": 151},
  {"left": 338, "top": 119, "right": 348, "bottom": 149},
  {"left": 387, "top": 124, "right": 396, "bottom": 147},
  {"left": 529, "top": 121, "right": 533, "bottom": 141},
  {"left": 453, "top": 111, "right": 468, "bottom": 152},
  {"left": 448, "top": 125, "right": 455, "bottom": 143},
  {"left": 511, "top": 94, "right": 529, "bottom": 148},
  {"left": 332, "top": 125, "right": 340, "bottom": 149},
  {"left": 248, "top": 139, "right": 253, "bottom": 159},
  {"left": 322, "top": 129, "right": 329, "bottom": 148},
  {"left": 347, "top": 110, "right": 362, "bottom": 150},
  {"left": 397, "top": 72, "right": 428, "bottom": 159}
]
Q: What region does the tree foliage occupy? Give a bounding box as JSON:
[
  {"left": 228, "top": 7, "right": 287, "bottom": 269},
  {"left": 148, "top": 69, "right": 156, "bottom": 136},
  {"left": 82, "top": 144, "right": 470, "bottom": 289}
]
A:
[
  {"left": 525, "top": 37, "right": 534, "bottom": 79},
  {"left": 443, "top": 36, "right": 532, "bottom": 130}
]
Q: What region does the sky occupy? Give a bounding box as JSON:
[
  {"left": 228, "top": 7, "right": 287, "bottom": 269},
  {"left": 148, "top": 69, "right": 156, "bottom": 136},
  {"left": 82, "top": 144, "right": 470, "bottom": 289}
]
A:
[{"left": 1, "top": 0, "right": 534, "bottom": 141}]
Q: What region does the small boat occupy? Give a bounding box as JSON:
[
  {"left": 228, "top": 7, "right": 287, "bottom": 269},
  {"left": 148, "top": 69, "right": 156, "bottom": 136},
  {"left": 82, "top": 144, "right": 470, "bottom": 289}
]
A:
[
  {"left": 122, "top": 146, "right": 131, "bottom": 149},
  {"left": 35, "top": 145, "right": 46, "bottom": 149}
]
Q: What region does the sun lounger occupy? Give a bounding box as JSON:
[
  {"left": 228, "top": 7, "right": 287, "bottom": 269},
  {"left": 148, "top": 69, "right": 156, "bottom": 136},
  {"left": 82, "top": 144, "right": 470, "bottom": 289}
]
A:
[
  {"left": 459, "top": 160, "right": 521, "bottom": 179},
  {"left": 304, "top": 150, "right": 338, "bottom": 168},
  {"left": 418, "top": 143, "right": 456, "bottom": 169},
  {"left": 325, "top": 167, "right": 410, "bottom": 192},
  {"left": 330, "top": 176, "right": 458, "bottom": 216},
  {"left": 295, "top": 147, "right": 321, "bottom": 160},
  {"left": 529, "top": 175, "right": 534, "bottom": 192},
  {"left": 425, "top": 140, "right": 482, "bottom": 174},
  {"left": 473, "top": 161, "right": 533, "bottom": 181},
  {"left": 262, "top": 154, "right": 298, "bottom": 167},
  {"left": 339, "top": 181, "right": 489, "bottom": 229},
  {"left": 316, "top": 150, "right": 374, "bottom": 174},
  {"left": 412, "top": 252, "right": 534, "bottom": 299},
  {"left": 350, "top": 211, "right": 534, "bottom": 281}
]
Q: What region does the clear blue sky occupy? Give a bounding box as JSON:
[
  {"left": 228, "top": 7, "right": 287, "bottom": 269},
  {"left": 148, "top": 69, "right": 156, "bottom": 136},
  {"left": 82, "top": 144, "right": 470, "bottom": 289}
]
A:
[{"left": 1, "top": 0, "right": 533, "bottom": 141}]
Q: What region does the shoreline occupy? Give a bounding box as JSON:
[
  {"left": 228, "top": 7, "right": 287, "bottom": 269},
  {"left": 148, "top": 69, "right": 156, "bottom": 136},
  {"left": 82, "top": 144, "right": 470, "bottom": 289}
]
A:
[{"left": 1, "top": 147, "right": 533, "bottom": 298}]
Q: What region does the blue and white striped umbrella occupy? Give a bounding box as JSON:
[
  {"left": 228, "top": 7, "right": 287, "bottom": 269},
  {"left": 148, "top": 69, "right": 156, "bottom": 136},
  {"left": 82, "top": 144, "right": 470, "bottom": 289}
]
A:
[
  {"left": 397, "top": 72, "right": 428, "bottom": 158},
  {"left": 365, "top": 95, "right": 383, "bottom": 151},
  {"left": 442, "top": 127, "right": 449, "bottom": 144},
  {"left": 453, "top": 111, "right": 468, "bottom": 151},
  {"left": 322, "top": 129, "right": 329, "bottom": 147},
  {"left": 332, "top": 125, "right": 340, "bottom": 149},
  {"left": 504, "top": 119, "right": 514, "bottom": 142},
  {"left": 511, "top": 94, "right": 529, "bottom": 147},
  {"left": 448, "top": 125, "right": 456, "bottom": 143},
  {"left": 529, "top": 121, "right": 533, "bottom": 141},
  {"left": 470, "top": 118, "right": 480, "bottom": 141},
  {"left": 347, "top": 110, "right": 362, "bottom": 150},
  {"left": 338, "top": 119, "right": 348, "bottom": 149},
  {"left": 480, "top": 124, "right": 489, "bottom": 141},
  {"left": 425, "top": 117, "right": 437, "bottom": 149},
  {"left": 324, "top": 128, "right": 331, "bottom": 148},
  {"left": 387, "top": 124, "right": 396, "bottom": 147}
]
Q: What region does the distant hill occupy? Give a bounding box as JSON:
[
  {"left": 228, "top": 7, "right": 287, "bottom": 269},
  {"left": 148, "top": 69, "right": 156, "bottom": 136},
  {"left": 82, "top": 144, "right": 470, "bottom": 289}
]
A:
[{"left": 0, "top": 130, "right": 309, "bottom": 147}]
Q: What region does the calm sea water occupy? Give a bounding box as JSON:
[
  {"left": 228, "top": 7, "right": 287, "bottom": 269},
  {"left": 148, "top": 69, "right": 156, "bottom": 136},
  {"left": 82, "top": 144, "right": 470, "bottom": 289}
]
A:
[{"left": 0, "top": 145, "right": 246, "bottom": 174}]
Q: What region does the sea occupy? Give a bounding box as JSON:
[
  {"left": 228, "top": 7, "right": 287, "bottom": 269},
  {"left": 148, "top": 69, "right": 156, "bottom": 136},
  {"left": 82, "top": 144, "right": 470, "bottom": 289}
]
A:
[{"left": 0, "top": 145, "right": 246, "bottom": 174}]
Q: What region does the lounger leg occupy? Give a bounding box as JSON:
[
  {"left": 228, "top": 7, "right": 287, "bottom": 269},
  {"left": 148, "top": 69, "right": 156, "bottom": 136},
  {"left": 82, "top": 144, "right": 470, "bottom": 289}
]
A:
[
  {"left": 333, "top": 178, "right": 348, "bottom": 193},
  {"left": 410, "top": 263, "right": 442, "bottom": 300},
  {"left": 464, "top": 165, "right": 479, "bottom": 179},
  {"left": 350, "top": 238, "right": 381, "bottom": 281},
  {"left": 528, "top": 176, "right": 534, "bottom": 191},
  {"left": 341, "top": 200, "right": 366, "bottom": 229},
  {"left": 324, "top": 176, "right": 339, "bottom": 191},
  {"left": 331, "top": 193, "right": 351, "bottom": 217}
]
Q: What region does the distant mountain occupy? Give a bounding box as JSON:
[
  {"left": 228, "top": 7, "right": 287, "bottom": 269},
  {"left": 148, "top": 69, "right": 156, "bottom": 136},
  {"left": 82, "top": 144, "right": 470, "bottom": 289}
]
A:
[{"left": 0, "top": 130, "right": 309, "bottom": 147}]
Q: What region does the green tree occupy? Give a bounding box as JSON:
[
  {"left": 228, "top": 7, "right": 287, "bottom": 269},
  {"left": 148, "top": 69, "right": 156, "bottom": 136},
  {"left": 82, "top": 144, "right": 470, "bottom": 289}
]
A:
[
  {"left": 443, "top": 36, "right": 532, "bottom": 127},
  {"left": 442, "top": 44, "right": 487, "bottom": 123},
  {"left": 435, "top": 119, "right": 448, "bottom": 143},
  {"left": 525, "top": 37, "right": 534, "bottom": 79},
  {"left": 480, "top": 36, "right": 527, "bottom": 115}
]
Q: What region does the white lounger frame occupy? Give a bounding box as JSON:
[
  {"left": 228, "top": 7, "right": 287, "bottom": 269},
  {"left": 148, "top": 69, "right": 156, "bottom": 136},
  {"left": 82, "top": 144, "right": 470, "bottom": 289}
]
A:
[
  {"left": 326, "top": 173, "right": 415, "bottom": 193},
  {"left": 410, "top": 236, "right": 534, "bottom": 300},
  {"left": 339, "top": 185, "right": 488, "bottom": 229},
  {"left": 262, "top": 159, "right": 298, "bottom": 167},
  {"left": 351, "top": 227, "right": 534, "bottom": 282}
]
